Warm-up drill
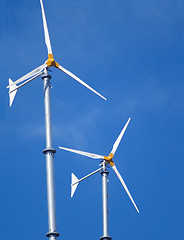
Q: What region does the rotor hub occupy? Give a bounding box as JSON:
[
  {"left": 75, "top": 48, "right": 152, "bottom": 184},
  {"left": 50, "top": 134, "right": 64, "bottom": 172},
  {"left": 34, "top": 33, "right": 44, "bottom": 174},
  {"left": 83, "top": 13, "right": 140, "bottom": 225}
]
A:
[
  {"left": 104, "top": 153, "right": 114, "bottom": 161},
  {"left": 46, "top": 54, "right": 59, "bottom": 68},
  {"left": 104, "top": 153, "right": 114, "bottom": 166}
]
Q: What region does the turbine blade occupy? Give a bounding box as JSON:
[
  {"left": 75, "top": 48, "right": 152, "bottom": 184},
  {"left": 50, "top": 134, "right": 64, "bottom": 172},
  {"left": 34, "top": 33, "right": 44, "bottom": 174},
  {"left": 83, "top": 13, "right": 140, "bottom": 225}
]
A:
[
  {"left": 58, "top": 64, "right": 107, "bottom": 101},
  {"left": 7, "top": 63, "right": 47, "bottom": 88},
  {"left": 111, "top": 118, "right": 131, "bottom": 155},
  {"left": 10, "top": 72, "right": 43, "bottom": 93},
  {"left": 40, "top": 0, "right": 52, "bottom": 54},
  {"left": 71, "top": 173, "right": 79, "bottom": 197},
  {"left": 112, "top": 164, "right": 139, "bottom": 213},
  {"left": 8, "top": 79, "right": 17, "bottom": 107},
  {"left": 59, "top": 146, "right": 104, "bottom": 160}
]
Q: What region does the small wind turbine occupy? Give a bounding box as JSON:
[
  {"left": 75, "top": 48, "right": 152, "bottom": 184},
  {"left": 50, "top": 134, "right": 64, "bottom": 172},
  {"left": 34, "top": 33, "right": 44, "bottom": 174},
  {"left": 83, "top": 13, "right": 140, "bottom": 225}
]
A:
[
  {"left": 59, "top": 118, "right": 139, "bottom": 240},
  {"left": 7, "top": 0, "right": 106, "bottom": 106},
  {"left": 7, "top": 0, "right": 106, "bottom": 239}
]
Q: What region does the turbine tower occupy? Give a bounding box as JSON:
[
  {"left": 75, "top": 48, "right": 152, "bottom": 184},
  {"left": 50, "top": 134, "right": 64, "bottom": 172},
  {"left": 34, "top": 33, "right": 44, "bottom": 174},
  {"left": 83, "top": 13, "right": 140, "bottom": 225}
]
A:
[
  {"left": 59, "top": 118, "right": 139, "bottom": 240},
  {"left": 7, "top": 0, "right": 106, "bottom": 239}
]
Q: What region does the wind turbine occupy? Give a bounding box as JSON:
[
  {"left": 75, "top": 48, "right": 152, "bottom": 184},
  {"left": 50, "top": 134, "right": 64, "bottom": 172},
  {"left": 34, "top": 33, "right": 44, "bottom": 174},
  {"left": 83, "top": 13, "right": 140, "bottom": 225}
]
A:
[
  {"left": 7, "top": 0, "right": 106, "bottom": 239},
  {"left": 7, "top": 1, "right": 106, "bottom": 106},
  {"left": 59, "top": 118, "right": 139, "bottom": 240}
]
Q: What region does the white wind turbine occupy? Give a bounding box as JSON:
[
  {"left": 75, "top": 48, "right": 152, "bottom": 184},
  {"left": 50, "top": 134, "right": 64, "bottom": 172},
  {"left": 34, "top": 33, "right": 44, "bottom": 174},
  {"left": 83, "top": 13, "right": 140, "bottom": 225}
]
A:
[
  {"left": 59, "top": 118, "right": 139, "bottom": 240},
  {"left": 7, "top": 0, "right": 106, "bottom": 239},
  {"left": 7, "top": 0, "right": 106, "bottom": 106}
]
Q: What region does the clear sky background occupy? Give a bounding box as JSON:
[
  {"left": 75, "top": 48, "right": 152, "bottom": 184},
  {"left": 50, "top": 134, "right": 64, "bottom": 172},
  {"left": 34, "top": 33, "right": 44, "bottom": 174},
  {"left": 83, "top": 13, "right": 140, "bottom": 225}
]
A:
[{"left": 0, "top": 0, "right": 184, "bottom": 239}]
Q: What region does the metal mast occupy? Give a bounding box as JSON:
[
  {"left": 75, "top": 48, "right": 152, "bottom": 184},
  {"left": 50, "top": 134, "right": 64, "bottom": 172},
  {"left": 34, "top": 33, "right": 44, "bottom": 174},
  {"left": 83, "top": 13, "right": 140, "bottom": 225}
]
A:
[
  {"left": 42, "top": 68, "right": 60, "bottom": 240},
  {"left": 100, "top": 161, "right": 112, "bottom": 240}
]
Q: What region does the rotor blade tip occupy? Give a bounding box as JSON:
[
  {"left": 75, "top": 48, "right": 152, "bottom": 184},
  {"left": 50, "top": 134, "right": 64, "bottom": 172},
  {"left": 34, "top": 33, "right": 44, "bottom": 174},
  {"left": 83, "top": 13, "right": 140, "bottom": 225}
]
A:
[{"left": 135, "top": 206, "right": 140, "bottom": 213}]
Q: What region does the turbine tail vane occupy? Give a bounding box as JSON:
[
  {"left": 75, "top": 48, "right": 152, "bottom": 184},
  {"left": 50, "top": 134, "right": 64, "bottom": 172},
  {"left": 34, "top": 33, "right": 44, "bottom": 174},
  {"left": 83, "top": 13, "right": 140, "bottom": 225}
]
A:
[
  {"left": 111, "top": 118, "right": 131, "bottom": 155},
  {"left": 9, "top": 79, "right": 17, "bottom": 107},
  {"left": 112, "top": 164, "right": 139, "bottom": 213},
  {"left": 71, "top": 173, "right": 79, "bottom": 197},
  {"left": 71, "top": 168, "right": 102, "bottom": 197}
]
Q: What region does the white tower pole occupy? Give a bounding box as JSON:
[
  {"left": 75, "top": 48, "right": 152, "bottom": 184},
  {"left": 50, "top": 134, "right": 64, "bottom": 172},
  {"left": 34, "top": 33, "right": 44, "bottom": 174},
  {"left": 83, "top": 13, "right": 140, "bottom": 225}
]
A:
[
  {"left": 42, "top": 68, "right": 60, "bottom": 240},
  {"left": 100, "top": 161, "right": 112, "bottom": 240}
]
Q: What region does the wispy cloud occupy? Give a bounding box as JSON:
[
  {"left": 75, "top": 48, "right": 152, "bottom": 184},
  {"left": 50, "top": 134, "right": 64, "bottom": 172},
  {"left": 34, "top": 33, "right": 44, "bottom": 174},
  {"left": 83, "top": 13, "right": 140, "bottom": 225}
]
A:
[
  {"left": 15, "top": 107, "right": 101, "bottom": 150},
  {"left": 52, "top": 108, "right": 101, "bottom": 148}
]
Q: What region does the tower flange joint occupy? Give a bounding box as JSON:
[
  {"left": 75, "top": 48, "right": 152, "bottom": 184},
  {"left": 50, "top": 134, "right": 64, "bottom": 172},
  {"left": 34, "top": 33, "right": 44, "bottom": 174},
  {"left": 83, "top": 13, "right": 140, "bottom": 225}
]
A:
[
  {"left": 46, "top": 231, "right": 60, "bottom": 238},
  {"left": 100, "top": 169, "right": 109, "bottom": 175},
  {"left": 43, "top": 148, "right": 56, "bottom": 154},
  {"left": 41, "top": 70, "right": 52, "bottom": 80},
  {"left": 100, "top": 236, "right": 112, "bottom": 240}
]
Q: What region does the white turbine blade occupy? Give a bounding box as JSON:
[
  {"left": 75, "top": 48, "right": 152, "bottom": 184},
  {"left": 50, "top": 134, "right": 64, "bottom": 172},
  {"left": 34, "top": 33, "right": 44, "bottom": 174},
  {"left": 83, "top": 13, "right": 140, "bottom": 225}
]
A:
[
  {"left": 112, "top": 164, "right": 139, "bottom": 213},
  {"left": 58, "top": 65, "right": 107, "bottom": 101},
  {"left": 59, "top": 146, "right": 104, "bottom": 160},
  {"left": 71, "top": 173, "right": 79, "bottom": 197},
  {"left": 9, "top": 72, "right": 43, "bottom": 94},
  {"left": 111, "top": 118, "right": 131, "bottom": 155},
  {"left": 7, "top": 63, "right": 47, "bottom": 88},
  {"left": 9, "top": 79, "right": 17, "bottom": 107},
  {"left": 40, "top": 0, "right": 52, "bottom": 54}
]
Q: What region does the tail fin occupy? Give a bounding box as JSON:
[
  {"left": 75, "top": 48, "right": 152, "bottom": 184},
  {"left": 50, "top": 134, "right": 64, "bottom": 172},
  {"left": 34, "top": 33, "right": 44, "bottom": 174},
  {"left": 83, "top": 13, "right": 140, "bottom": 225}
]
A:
[
  {"left": 9, "top": 78, "right": 17, "bottom": 107},
  {"left": 71, "top": 173, "right": 79, "bottom": 198}
]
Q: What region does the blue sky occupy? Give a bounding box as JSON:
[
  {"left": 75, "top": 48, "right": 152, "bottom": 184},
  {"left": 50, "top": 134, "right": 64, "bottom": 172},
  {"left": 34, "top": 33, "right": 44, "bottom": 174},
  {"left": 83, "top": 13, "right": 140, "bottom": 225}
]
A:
[{"left": 0, "top": 0, "right": 184, "bottom": 239}]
